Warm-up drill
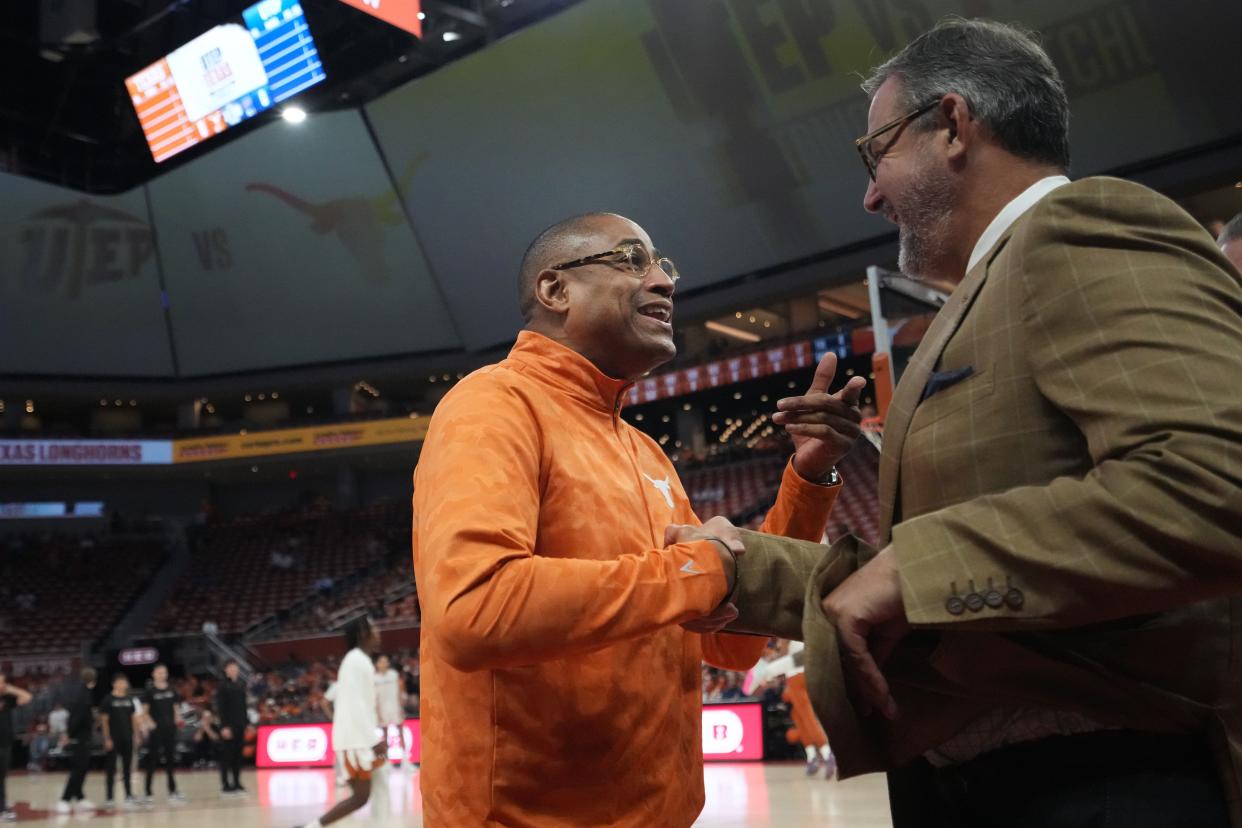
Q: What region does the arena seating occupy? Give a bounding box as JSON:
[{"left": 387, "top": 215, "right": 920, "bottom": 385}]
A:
[
  {"left": 683, "top": 453, "right": 789, "bottom": 522},
  {"left": 4, "top": 445, "right": 876, "bottom": 651},
  {"left": 826, "top": 445, "right": 882, "bottom": 548},
  {"left": 682, "top": 444, "right": 881, "bottom": 548},
  {"left": 148, "top": 501, "right": 406, "bottom": 636},
  {"left": 0, "top": 533, "right": 166, "bottom": 655},
  {"left": 269, "top": 558, "right": 416, "bottom": 637}
]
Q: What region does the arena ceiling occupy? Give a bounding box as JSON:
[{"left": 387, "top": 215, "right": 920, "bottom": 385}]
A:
[
  {"left": 0, "top": 0, "right": 579, "bottom": 194},
  {"left": 1, "top": 0, "right": 1240, "bottom": 388}
]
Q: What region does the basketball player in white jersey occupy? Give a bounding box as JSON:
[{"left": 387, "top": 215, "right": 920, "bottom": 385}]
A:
[
  {"left": 297, "top": 617, "right": 385, "bottom": 828},
  {"left": 321, "top": 682, "right": 347, "bottom": 788},
  {"left": 372, "top": 655, "right": 411, "bottom": 770}
]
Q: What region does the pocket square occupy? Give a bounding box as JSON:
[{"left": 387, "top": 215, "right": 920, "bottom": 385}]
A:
[{"left": 921, "top": 366, "right": 974, "bottom": 402}]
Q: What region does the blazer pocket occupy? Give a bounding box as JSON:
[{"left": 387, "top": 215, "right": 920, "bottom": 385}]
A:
[{"left": 908, "top": 365, "right": 995, "bottom": 433}]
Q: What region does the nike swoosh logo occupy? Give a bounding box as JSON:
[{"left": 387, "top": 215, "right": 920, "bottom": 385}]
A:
[{"left": 680, "top": 560, "right": 704, "bottom": 575}]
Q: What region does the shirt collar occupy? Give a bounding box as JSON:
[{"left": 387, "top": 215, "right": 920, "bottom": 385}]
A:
[
  {"left": 508, "top": 331, "right": 633, "bottom": 413},
  {"left": 966, "top": 175, "right": 1070, "bottom": 274}
]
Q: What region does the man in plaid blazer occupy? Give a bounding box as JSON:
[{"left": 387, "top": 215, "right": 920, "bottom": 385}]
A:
[{"left": 718, "top": 18, "right": 1242, "bottom": 827}]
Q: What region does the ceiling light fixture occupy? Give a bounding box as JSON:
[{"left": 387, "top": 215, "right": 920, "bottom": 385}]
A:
[{"left": 705, "top": 320, "right": 761, "bottom": 343}]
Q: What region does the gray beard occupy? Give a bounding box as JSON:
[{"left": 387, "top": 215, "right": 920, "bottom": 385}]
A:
[{"left": 895, "top": 165, "right": 955, "bottom": 279}]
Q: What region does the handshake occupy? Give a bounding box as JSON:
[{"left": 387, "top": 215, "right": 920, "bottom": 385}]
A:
[
  {"left": 664, "top": 516, "right": 745, "bottom": 633},
  {"left": 666, "top": 513, "right": 906, "bottom": 722}
]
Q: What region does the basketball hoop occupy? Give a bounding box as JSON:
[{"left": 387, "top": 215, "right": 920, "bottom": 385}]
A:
[{"left": 861, "top": 416, "right": 884, "bottom": 451}]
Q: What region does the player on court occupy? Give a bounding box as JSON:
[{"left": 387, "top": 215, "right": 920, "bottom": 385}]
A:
[
  {"left": 373, "top": 655, "right": 411, "bottom": 770},
  {"left": 100, "top": 673, "right": 141, "bottom": 809},
  {"left": 370, "top": 655, "right": 409, "bottom": 774},
  {"left": 297, "top": 617, "right": 385, "bottom": 828},
  {"left": 0, "top": 673, "right": 34, "bottom": 821},
  {"left": 214, "top": 659, "right": 248, "bottom": 796},
  {"left": 321, "top": 682, "right": 348, "bottom": 788},
  {"left": 140, "top": 664, "right": 184, "bottom": 805},
  {"left": 55, "top": 669, "right": 98, "bottom": 815},
  {"left": 751, "top": 641, "right": 836, "bottom": 778}
]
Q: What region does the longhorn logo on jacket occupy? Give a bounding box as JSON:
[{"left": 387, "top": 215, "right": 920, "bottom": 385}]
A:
[{"left": 642, "top": 473, "right": 675, "bottom": 508}]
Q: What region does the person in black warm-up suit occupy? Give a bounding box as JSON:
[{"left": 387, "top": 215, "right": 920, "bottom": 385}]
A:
[
  {"left": 55, "top": 669, "right": 97, "bottom": 815},
  {"left": 214, "top": 660, "right": 249, "bottom": 797}
]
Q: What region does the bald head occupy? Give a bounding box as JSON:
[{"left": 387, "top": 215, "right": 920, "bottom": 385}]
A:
[
  {"left": 513, "top": 212, "right": 676, "bottom": 381},
  {"left": 518, "top": 212, "right": 621, "bottom": 323}
]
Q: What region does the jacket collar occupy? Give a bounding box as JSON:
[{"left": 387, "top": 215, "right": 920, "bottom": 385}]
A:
[{"left": 507, "top": 331, "right": 633, "bottom": 413}]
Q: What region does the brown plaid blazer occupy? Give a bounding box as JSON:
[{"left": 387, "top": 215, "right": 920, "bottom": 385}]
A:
[{"left": 729, "top": 176, "right": 1242, "bottom": 821}]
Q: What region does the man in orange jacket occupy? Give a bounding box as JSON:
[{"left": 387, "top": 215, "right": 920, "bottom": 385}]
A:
[{"left": 413, "top": 212, "right": 864, "bottom": 826}]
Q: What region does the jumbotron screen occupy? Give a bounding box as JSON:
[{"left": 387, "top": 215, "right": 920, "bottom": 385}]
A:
[{"left": 125, "top": 0, "right": 325, "bottom": 164}]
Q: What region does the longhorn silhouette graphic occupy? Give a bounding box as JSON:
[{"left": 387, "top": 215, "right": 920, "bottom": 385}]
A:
[{"left": 244, "top": 152, "right": 428, "bottom": 283}]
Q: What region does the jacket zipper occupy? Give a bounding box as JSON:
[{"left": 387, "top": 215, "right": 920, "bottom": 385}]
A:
[{"left": 613, "top": 394, "right": 660, "bottom": 544}]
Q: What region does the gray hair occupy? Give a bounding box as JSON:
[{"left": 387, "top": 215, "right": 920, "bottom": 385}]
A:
[
  {"left": 861, "top": 18, "right": 1070, "bottom": 171},
  {"left": 1218, "top": 212, "right": 1242, "bottom": 246}
]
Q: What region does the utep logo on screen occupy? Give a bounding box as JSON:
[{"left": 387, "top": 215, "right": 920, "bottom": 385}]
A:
[
  {"left": 267, "top": 727, "right": 330, "bottom": 763},
  {"left": 15, "top": 201, "right": 154, "bottom": 301}
]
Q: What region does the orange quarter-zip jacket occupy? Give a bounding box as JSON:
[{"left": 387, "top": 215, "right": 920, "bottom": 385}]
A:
[{"left": 413, "top": 331, "right": 840, "bottom": 826}]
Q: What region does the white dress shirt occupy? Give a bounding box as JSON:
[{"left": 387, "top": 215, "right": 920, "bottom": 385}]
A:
[{"left": 966, "top": 175, "right": 1070, "bottom": 274}]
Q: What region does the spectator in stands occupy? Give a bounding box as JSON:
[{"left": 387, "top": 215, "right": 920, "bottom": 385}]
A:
[
  {"left": 25, "top": 718, "right": 51, "bottom": 771},
  {"left": 192, "top": 710, "right": 222, "bottom": 769},
  {"left": 47, "top": 703, "right": 68, "bottom": 745},
  {"left": 214, "top": 660, "right": 248, "bottom": 797},
  {"left": 1218, "top": 211, "right": 1242, "bottom": 272},
  {"left": 718, "top": 673, "right": 745, "bottom": 702},
  {"left": 0, "top": 673, "right": 34, "bottom": 821},
  {"left": 55, "top": 668, "right": 97, "bottom": 815},
  {"left": 413, "top": 212, "right": 863, "bottom": 827}
]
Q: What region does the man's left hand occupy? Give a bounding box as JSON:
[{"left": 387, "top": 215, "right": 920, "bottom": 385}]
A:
[
  {"left": 819, "top": 545, "right": 909, "bottom": 720},
  {"left": 773, "top": 353, "right": 866, "bottom": 481}
]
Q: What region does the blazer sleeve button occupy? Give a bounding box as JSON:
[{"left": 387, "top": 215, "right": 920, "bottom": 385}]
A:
[{"left": 1004, "top": 588, "right": 1025, "bottom": 610}]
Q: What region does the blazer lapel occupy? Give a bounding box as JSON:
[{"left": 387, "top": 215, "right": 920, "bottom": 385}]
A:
[{"left": 877, "top": 230, "right": 1017, "bottom": 540}]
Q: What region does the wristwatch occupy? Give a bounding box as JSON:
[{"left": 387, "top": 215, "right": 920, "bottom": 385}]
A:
[{"left": 814, "top": 466, "right": 842, "bottom": 487}]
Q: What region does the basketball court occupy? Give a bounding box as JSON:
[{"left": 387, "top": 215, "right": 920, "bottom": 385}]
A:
[{"left": 3, "top": 764, "right": 892, "bottom": 826}]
